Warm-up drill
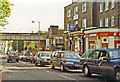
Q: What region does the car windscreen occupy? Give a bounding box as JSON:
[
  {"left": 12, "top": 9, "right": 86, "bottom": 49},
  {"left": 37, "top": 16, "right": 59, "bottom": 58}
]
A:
[
  {"left": 26, "top": 53, "right": 30, "bottom": 56},
  {"left": 34, "top": 53, "right": 37, "bottom": 55},
  {"left": 64, "top": 52, "right": 80, "bottom": 58},
  {"left": 10, "top": 53, "right": 18, "bottom": 56},
  {"left": 108, "top": 49, "right": 120, "bottom": 59},
  {"left": 41, "top": 53, "right": 51, "bottom": 57}
]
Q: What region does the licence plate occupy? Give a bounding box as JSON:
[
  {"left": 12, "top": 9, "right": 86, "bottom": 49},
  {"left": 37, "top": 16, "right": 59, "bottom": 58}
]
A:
[
  {"left": 12, "top": 59, "right": 16, "bottom": 61},
  {"left": 75, "top": 64, "right": 80, "bottom": 67}
]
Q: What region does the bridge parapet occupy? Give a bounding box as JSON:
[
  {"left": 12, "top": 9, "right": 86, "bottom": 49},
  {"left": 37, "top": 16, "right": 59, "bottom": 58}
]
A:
[{"left": 0, "top": 33, "right": 48, "bottom": 41}]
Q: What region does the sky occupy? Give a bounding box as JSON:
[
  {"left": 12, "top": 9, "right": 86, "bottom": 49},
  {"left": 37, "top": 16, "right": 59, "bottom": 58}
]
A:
[{"left": 0, "top": 0, "right": 72, "bottom": 33}]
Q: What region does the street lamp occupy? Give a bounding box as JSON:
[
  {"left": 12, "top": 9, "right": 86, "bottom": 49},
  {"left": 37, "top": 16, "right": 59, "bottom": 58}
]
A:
[{"left": 32, "top": 21, "right": 41, "bottom": 51}]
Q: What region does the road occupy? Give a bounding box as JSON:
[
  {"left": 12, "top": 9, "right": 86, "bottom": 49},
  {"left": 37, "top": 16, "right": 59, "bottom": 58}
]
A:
[{"left": 0, "top": 52, "right": 110, "bottom": 81}]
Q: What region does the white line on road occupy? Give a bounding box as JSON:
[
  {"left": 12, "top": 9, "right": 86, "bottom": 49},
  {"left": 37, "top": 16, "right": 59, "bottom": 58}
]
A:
[
  {"left": 42, "top": 69, "right": 49, "bottom": 72},
  {"left": 9, "top": 76, "right": 11, "bottom": 79},
  {"left": 59, "top": 74, "right": 78, "bottom": 81}
]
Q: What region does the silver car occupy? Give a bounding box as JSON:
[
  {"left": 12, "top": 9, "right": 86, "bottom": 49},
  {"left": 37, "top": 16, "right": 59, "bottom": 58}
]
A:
[{"left": 35, "top": 51, "right": 52, "bottom": 66}]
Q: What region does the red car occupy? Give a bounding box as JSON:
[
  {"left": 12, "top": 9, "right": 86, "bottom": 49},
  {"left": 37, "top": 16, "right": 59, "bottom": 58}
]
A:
[
  {"left": 7, "top": 52, "right": 19, "bottom": 63},
  {"left": 30, "top": 52, "right": 37, "bottom": 63}
]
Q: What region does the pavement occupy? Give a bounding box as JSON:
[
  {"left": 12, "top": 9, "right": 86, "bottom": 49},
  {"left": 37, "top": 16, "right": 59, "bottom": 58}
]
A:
[{"left": 0, "top": 51, "right": 7, "bottom": 59}]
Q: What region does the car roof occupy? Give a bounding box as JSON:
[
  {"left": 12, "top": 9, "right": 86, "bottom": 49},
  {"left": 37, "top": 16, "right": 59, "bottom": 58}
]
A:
[
  {"left": 53, "top": 51, "right": 78, "bottom": 53},
  {"left": 86, "top": 48, "right": 119, "bottom": 51},
  {"left": 38, "top": 51, "right": 52, "bottom": 53}
]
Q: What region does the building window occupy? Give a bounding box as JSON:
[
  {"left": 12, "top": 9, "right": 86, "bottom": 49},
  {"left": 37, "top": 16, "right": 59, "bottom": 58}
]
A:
[
  {"left": 105, "top": 18, "right": 109, "bottom": 27},
  {"left": 75, "top": 21, "right": 78, "bottom": 25},
  {"left": 100, "top": 20, "right": 103, "bottom": 27},
  {"left": 119, "top": 15, "right": 120, "bottom": 27},
  {"left": 82, "top": 3, "right": 86, "bottom": 12},
  {"left": 105, "top": 2, "right": 109, "bottom": 11},
  {"left": 74, "top": 6, "right": 78, "bottom": 20},
  {"left": 100, "top": 2, "right": 103, "bottom": 13},
  {"left": 67, "top": 24, "right": 69, "bottom": 31},
  {"left": 119, "top": 0, "right": 120, "bottom": 6},
  {"left": 111, "top": 0, "right": 115, "bottom": 9},
  {"left": 74, "top": 6, "right": 78, "bottom": 16},
  {"left": 67, "top": 9, "right": 71, "bottom": 17},
  {"left": 111, "top": 16, "right": 115, "bottom": 27},
  {"left": 82, "top": 19, "right": 86, "bottom": 28}
]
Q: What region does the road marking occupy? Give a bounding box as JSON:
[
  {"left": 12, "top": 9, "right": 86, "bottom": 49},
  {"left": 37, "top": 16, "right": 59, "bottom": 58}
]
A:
[
  {"left": 9, "top": 76, "right": 11, "bottom": 79},
  {"left": 59, "top": 74, "right": 78, "bottom": 81}
]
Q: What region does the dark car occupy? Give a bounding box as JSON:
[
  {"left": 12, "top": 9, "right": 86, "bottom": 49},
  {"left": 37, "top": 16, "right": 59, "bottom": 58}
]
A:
[
  {"left": 51, "top": 51, "right": 81, "bottom": 72},
  {"left": 35, "top": 51, "right": 52, "bottom": 66},
  {"left": 79, "top": 49, "right": 120, "bottom": 80},
  {"left": 7, "top": 52, "right": 19, "bottom": 63}
]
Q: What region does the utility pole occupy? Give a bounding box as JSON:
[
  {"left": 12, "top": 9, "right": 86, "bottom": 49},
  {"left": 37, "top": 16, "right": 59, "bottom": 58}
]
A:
[
  {"left": 32, "top": 21, "right": 40, "bottom": 51},
  {"left": 38, "top": 21, "right": 40, "bottom": 51}
]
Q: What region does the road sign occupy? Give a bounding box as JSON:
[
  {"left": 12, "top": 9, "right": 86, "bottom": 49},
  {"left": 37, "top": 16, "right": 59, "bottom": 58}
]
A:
[{"left": 69, "top": 37, "right": 72, "bottom": 40}]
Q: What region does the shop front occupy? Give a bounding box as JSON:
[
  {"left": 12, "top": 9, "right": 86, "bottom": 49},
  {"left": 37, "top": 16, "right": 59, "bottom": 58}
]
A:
[
  {"left": 68, "top": 31, "right": 85, "bottom": 55},
  {"left": 84, "top": 27, "right": 120, "bottom": 50}
]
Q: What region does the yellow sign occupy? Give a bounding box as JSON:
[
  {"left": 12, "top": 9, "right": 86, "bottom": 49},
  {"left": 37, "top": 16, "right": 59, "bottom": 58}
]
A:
[{"left": 95, "top": 40, "right": 97, "bottom": 44}]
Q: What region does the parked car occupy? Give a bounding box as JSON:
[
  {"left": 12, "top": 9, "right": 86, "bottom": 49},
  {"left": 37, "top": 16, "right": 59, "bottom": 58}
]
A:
[
  {"left": 0, "top": 68, "right": 2, "bottom": 82},
  {"left": 35, "top": 51, "right": 52, "bottom": 66},
  {"left": 79, "top": 49, "right": 120, "bottom": 80},
  {"left": 51, "top": 51, "right": 81, "bottom": 72},
  {"left": 30, "top": 52, "right": 37, "bottom": 63},
  {"left": 19, "top": 53, "right": 24, "bottom": 61},
  {"left": 23, "top": 52, "right": 31, "bottom": 62},
  {"left": 7, "top": 52, "right": 19, "bottom": 63}
]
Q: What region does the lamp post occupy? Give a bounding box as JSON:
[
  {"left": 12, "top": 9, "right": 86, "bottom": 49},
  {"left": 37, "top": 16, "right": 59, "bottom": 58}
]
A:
[{"left": 32, "top": 21, "right": 40, "bottom": 51}]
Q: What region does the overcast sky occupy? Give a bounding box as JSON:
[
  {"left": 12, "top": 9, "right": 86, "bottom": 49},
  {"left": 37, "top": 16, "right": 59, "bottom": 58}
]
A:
[{"left": 0, "top": 0, "right": 72, "bottom": 33}]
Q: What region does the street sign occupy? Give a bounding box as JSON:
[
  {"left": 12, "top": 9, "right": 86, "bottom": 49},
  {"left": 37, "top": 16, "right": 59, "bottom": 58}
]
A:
[
  {"left": 69, "top": 24, "right": 75, "bottom": 30},
  {"left": 69, "top": 37, "right": 72, "bottom": 40}
]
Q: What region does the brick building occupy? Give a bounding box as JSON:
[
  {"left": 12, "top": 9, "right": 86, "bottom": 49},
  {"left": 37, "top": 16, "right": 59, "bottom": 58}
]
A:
[
  {"left": 64, "top": 1, "right": 120, "bottom": 55},
  {"left": 48, "top": 25, "right": 64, "bottom": 51}
]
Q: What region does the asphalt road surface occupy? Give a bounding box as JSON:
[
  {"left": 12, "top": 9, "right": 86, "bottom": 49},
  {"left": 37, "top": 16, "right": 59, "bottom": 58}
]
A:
[{"left": 0, "top": 52, "right": 111, "bottom": 81}]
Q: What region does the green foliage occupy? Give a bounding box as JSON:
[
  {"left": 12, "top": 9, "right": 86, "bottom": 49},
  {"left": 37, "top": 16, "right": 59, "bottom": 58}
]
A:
[
  {"left": 12, "top": 41, "right": 17, "bottom": 51},
  {"left": 0, "top": 0, "right": 13, "bottom": 27},
  {"left": 12, "top": 41, "right": 24, "bottom": 52},
  {"left": 27, "top": 41, "right": 35, "bottom": 50}
]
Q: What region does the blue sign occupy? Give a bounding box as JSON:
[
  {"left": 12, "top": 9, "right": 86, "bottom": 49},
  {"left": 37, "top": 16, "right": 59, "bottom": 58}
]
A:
[{"left": 69, "top": 24, "right": 75, "bottom": 30}]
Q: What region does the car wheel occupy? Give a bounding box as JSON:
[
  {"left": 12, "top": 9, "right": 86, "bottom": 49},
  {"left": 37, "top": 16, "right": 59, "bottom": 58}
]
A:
[
  {"left": 33, "top": 60, "right": 35, "bottom": 63},
  {"left": 39, "top": 61, "right": 43, "bottom": 66},
  {"left": 51, "top": 62, "right": 55, "bottom": 69},
  {"left": 7, "top": 60, "right": 9, "bottom": 63},
  {"left": 30, "top": 60, "right": 32, "bottom": 63},
  {"left": 60, "top": 64, "right": 65, "bottom": 72},
  {"left": 25, "top": 59, "right": 27, "bottom": 62},
  {"left": 114, "top": 69, "right": 120, "bottom": 80},
  {"left": 17, "top": 60, "right": 19, "bottom": 62},
  {"left": 35, "top": 61, "right": 38, "bottom": 66},
  {"left": 84, "top": 65, "right": 92, "bottom": 77}
]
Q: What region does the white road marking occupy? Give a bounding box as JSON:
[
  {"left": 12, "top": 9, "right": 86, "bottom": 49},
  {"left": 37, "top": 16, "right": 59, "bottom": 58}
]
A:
[
  {"left": 9, "top": 76, "right": 11, "bottom": 79},
  {"left": 59, "top": 74, "right": 78, "bottom": 81},
  {"left": 46, "top": 71, "right": 49, "bottom": 72}
]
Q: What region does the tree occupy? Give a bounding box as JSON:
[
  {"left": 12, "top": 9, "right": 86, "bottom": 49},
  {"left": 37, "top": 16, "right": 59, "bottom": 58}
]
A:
[
  {"left": 12, "top": 41, "right": 17, "bottom": 51},
  {"left": 27, "top": 41, "right": 35, "bottom": 51},
  {"left": 0, "top": 0, "right": 13, "bottom": 27},
  {"left": 12, "top": 41, "right": 24, "bottom": 52}
]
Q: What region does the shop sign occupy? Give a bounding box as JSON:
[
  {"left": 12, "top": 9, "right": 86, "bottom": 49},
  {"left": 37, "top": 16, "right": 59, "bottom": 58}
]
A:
[
  {"left": 73, "top": 33, "right": 85, "bottom": 36},
  {"left": 88, "top": 34, "right": 97, "bottom": 37},
  {"left": 69, "top": 24, "right": 75, "bottom": 30}
]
